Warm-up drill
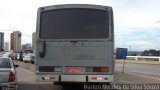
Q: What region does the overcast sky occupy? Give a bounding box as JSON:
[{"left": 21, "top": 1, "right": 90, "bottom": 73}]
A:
[{"left": 0, "top": 0, "right": 160, "bottom": 51}]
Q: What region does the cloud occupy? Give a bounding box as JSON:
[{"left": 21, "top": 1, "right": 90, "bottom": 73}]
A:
[
  {"left": 111, "top": 0, "right": 160, "bottom": 50},
  {"left": 0, "top": 0, "right": 110, "bottom": 44},
  {"left": 155, "top": 20, "right": 160, "bottom": 23},
  {"left": 115, "top": 27, "right": 160, "bottom": 51}
]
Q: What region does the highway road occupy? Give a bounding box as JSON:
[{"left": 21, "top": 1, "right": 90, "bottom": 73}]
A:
[
  {"left": 12, "top": 61, "right": 160, "bottom": 90},
  {"left": 115, "top": 62, "right": 160, "bottom": 78}
]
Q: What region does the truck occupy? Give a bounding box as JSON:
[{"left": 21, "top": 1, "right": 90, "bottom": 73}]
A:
[{"left": 35, "top": 4, "right": 114, "bottom": 84}]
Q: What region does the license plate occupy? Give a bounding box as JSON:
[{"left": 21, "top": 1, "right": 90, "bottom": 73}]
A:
[{"left": 67, "top": 67, "right": 81, "bottom": 73}]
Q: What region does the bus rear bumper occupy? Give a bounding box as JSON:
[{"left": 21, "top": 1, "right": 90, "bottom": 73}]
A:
[{"left": 36, "top": 75, "right": 113, "bottom": 83}]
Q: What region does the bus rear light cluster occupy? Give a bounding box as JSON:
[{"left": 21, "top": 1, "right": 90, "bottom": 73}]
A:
[
  {"left": 86, "top": 67, "right": 109, "bottom": 72},
  {"left": 39, "top": 66, "right": 61, "bottom": 72}
]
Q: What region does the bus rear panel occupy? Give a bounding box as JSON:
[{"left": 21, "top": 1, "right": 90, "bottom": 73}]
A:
[{"left": 35, "top": 4, "right": 114, "bottom": 83}]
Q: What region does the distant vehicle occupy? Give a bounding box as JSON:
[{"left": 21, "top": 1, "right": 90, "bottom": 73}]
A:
[
  {"left": 35, "top": 4, "right": 114, "bottom": 84},
  {"left": 23, "top": 53, "right": 35, "bottom": 64},
  {"left": 0, "top": 57, "right": 18, "bottom": 89},
  {"left": 13, "top": 53, "right": 19, "bottom": 60},
  {"left": 0, "top": 51, "right": 14, "bottom": 60},
  {"left": 0, "top": 52, "right": 4, "bottom": 57},
  {"left": 31, "top": 53, "right": 36, "bottom": 64}
]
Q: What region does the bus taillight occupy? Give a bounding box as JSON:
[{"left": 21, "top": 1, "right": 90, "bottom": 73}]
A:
[{"left": 86, "top": 67, "right": 109, "bottom": 72}]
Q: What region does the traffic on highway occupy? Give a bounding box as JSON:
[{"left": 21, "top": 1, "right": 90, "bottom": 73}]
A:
[{"left": 0, "top": 3, "right": 160, "bottom": 90}]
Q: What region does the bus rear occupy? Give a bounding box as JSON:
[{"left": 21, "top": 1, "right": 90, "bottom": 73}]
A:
[{"left": 35, "top": 4, "right": 114, "bottom": 84}]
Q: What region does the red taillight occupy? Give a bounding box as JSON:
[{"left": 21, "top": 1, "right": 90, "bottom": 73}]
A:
[
  {"left": 50, "top": 77, "right": 55, "bottom": 80},
  {"left": 8, "top": 72, "right": 15, "bottom": 82},
  {"left": 92, "top": 77, "right": 97, "bottom": 80}
]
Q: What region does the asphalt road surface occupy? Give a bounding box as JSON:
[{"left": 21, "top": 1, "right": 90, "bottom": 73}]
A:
[
  {"left": 115, "top": 63, "right": 160, "bottom": 78},
  {"left": 13, "top": 61, "right": 160, "bottom": 90}
]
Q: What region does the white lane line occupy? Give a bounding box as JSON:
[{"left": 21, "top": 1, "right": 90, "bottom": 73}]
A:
[
  {"left": 16, "top": 68, "right": 34, "bottom": 74},
  {"left": 125, "top": 71, "right": 160, "bottom": 81}
]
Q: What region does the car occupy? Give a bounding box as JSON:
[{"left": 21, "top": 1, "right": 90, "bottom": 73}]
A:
[
  {"left": 0, "top": 57, "right": 18, "bottom": 90},
  {"left": 23, "top": 53, "right": 35, "bottom": 64},
  {"left": 0, "top": 52, "right": 4, "bottom": 57}
]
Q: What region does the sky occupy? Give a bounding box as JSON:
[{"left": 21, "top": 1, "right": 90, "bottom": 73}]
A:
[{"left": 0, "top": 0, "right": 160, "bottom": 51}]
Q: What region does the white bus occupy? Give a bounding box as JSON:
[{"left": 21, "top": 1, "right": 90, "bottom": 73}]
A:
[{"left": 35, "top": 4, "right": 114, "bottom": 84}]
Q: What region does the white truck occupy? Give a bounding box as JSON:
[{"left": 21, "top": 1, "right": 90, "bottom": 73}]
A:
[{"left": 35, "top": 4, "right": 114, "bottom": 84}]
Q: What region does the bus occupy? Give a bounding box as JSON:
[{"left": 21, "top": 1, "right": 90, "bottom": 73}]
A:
[{"left": 35, "top": 4, "right": 114, "bottom": 84}]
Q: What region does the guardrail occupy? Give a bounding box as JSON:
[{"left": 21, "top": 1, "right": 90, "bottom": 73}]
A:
[{"left": 126, "top": 56, "right": 160, "bottom": 62}]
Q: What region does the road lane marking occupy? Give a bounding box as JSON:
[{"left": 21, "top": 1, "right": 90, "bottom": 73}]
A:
[
  {"left": 125, "top": 71, "right": 160, "bottom": 81},
  {"left": 17, "top": 68, "right": 34, "bottom": 74}
]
